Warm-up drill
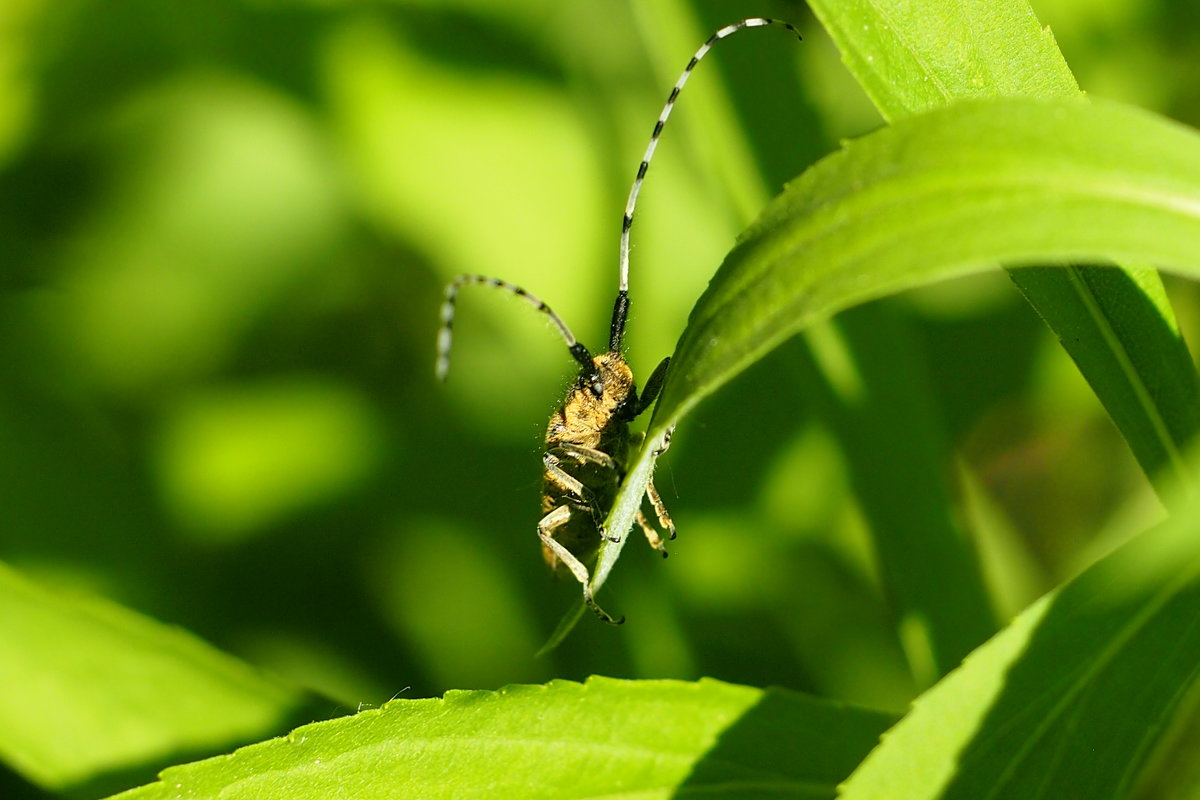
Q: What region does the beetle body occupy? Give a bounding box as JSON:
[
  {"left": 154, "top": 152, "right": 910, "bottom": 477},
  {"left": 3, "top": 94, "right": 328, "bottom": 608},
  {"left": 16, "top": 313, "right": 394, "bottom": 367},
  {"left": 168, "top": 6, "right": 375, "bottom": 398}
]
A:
[
  {"left": 537, "top": 351, "right": 672, "bottom": 624},
  {"left": 540, "top": 353, "right": 635, "bottom": 574},
  {"left": 435, "top": 19, "right": 802, "bottom": 624}
]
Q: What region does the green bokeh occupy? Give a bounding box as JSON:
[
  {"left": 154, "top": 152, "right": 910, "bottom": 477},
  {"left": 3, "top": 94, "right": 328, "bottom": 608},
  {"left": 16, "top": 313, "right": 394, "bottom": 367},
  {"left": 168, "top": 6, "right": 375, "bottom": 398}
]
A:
[{"left": 1, "top": 3, "right": 1191, "bottom": 795}]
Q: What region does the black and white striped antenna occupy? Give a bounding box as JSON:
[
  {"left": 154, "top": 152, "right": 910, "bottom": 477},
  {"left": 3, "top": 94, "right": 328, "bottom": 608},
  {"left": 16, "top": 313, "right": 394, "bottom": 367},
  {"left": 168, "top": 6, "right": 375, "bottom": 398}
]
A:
[
  {"left": 608, "top": 17, "right": 802, "bottom": 352},
  {"left": 438, "top": 18, "right": 802, "bottom": 379},
  {"left": 437, "top": 274, "right": 603, "bottom": 394}
]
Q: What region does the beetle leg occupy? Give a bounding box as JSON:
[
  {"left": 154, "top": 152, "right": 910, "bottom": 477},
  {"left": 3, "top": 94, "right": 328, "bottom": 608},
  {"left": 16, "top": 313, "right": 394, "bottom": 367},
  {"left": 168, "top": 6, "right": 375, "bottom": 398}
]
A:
[
  {"left": 634, "top": 357, "right": 670, "bottom": 416},
  {"left": 654, "top": 424, "right": 675, "bottom": 457},
  {"left": 553, "top": 442, "right": 619, "bottom": 471},
  {"left": 538, "top": 504, "right": 624, "bottom": 625},
  {"left": 543, "top": 453, "right": 615, "bottom": 541},
  {"left": 548, "top": 445, "right": 625, "bottom": 541},
  {"left": 635, "top": 509, "right": 668, "bottom": 557},
  {"left": 543, "top": 453, "right": 588, "bottom": 498},
  {"left": 645, "top": 478, "right": 676, "bottom": 541}
]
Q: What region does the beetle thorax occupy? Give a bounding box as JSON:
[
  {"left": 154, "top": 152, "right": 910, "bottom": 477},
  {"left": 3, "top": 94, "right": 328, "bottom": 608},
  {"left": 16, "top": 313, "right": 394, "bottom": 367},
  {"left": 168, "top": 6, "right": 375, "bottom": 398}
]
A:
[{"left": 545, "top": 352, "right": 636, "bottom": 450}]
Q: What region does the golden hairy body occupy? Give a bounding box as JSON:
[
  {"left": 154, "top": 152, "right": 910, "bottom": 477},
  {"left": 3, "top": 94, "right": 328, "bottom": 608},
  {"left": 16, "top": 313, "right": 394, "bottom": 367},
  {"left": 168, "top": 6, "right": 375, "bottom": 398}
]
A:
[
  {"left": 537, "top": 352, "right": 673, "bottom": 624},
  {"left": 540, "top": 353, "right": 636, "bottom": 575}
]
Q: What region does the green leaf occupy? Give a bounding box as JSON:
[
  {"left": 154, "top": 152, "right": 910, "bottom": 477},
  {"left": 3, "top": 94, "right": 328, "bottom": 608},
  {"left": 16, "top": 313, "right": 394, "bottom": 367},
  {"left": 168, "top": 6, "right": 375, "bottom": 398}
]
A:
[
  {"left": 628, "top": 0, "right": 999, "bottom": 677},
  {"left": 1009, "top": 264, "right": 1200, "bottom": 494},
  {"left": 110, "top": 677, "right": 895, "bottom": 800},
  {"left": 793, "top": 303, "right": 998, "bottom": 683},
  {"left": 653, "top": 96, "right": 1200, "bottom": 441},
  {"left": 591, "top": 96, "right": 1200, "bottom": 616},
  {"left": 809, "top": 0, "right": 1200, "bottom": 499},
  {"left": 838, "top": 463, "right": 1200, "bottom": 798},
  {"left": 0, "top": 563, "right": 308, "bottom": 794},
  {"left": 807, "top": 0, "right": 1080, "bottom": 115}
]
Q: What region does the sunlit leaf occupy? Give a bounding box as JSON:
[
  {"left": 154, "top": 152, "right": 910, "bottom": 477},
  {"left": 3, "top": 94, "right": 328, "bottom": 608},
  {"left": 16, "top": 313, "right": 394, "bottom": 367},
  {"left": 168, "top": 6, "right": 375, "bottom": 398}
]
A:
[
  {"left": 0, "top": 563, "right": 307, "bottom": 793},
  {"left": 592, "top": 96, "right": 1200, "bottom": 612},
  {"left": 809, "top": 0, "right": 1200, "bottom": 498},
  {"left": 111, "top": 677, "right": 894, "bottom": 800},
  {"left": 840, "top": 463, "right": 1200, "bottom": 798}
]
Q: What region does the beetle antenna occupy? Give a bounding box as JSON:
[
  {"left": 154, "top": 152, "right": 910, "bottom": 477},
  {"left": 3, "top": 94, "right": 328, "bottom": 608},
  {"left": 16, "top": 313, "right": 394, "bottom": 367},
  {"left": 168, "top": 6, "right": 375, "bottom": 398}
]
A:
[
  {"left": 610, "top": 17, "right": 803, "bottom": 352},
  {"left": 438, "top": 274, "right": 598, "bottom": 389}
]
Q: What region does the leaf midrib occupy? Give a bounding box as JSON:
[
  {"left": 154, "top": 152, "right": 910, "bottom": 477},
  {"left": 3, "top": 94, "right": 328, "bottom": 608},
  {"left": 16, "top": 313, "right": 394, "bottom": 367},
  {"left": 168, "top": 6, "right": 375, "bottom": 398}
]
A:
[{"left": 1061, "top": 265, "right": 1192, "bottom": 494}]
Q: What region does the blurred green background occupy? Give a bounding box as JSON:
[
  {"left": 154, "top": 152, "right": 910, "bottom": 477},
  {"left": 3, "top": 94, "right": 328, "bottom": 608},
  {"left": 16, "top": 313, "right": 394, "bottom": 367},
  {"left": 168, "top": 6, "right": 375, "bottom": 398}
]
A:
[{"left": 2, "top": 0, "right": 1199, "bottom": 750}]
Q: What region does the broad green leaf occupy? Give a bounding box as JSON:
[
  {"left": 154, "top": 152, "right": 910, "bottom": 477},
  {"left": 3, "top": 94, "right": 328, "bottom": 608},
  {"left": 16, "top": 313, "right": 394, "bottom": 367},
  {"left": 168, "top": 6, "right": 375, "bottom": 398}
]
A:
[
  {"left": 653, "top": 96, "right": 1200, "bottom": 444},
  {"left": 839, "top": 462, "right": 1200, "bottom": 798},
  {"left": 809, "top": 0, "right": 1200, "bottom": 499},
  {"left": 110, "top": 677, "right": 895, "bottom": 800},
  {"left": 592, "top": 96, "right": 1200, "bottom": 617},
  {"left": 0, "top": 563, "right": 308, "bottom": 794}
]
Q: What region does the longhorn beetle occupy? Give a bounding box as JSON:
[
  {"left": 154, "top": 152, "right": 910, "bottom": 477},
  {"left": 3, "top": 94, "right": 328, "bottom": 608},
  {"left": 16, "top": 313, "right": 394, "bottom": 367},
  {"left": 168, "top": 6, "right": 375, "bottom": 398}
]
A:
[{"left": 437, "top": 18, "right": 803, "bottom": 624}]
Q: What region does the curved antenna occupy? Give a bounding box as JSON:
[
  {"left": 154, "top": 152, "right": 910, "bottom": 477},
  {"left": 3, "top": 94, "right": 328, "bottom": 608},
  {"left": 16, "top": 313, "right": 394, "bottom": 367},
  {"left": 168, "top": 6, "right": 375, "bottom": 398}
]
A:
[
  {"left": 437, "top": 274, "right": 600, "bottom": 392},
  {"left": 610, "top": 17, "right": 803, "bottom": 351}
]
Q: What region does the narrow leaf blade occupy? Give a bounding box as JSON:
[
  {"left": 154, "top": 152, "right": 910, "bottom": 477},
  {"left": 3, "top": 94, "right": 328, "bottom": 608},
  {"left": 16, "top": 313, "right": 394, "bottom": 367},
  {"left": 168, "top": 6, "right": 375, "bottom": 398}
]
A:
[
  {"left": 1011, "top": 265, "right": 1200, "bottom": 494},
  {"left": 839, "top": 462, "right": 1200, "bottom": 799},
  {"left": 809, "top": 0, "right": 1200, "bottom": 498}
]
